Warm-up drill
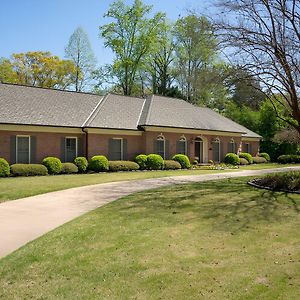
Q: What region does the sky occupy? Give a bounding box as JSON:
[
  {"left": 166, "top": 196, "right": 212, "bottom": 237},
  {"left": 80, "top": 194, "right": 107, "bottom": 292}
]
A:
[{"left": 0, "top": 0, "right": 215, "bottom": 66}]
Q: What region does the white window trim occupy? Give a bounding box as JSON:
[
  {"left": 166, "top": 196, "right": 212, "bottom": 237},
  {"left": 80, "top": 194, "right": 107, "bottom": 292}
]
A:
[
  {"left": 212, "top": 138, "right": 221, "bottom": 162},
  {"left": 112, "top": 138, "right": 123, "bottom": 160},
  {"left": 156, "top": 135, "right": 165, "bottom": 159},
  {"left": 65, "top": 137, "right": 78, "bottom": 161},
  {"left": 16, "top": 135, "right": 31, "bottom": 164},
  {"left": 230, "top": 138, "right": 235, "bottom": 153},
  {"left": 179, "top": 136, "right": 187, "bottom": 155}
]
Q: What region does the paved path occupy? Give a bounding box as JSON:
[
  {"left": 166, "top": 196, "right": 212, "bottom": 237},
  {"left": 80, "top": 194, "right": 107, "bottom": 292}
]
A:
[{"left": 0, "top": 166, "right": 299, "bottom": 259}]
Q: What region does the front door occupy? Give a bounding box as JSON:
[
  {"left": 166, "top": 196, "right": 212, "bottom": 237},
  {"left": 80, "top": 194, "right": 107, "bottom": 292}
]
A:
[{"left": 194, "top": 140, "right": 203, "bottom": 163}]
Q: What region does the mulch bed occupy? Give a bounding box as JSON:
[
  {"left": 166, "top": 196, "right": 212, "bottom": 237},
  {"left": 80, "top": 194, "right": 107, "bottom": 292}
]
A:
[{"left": 248, "top": 178, "right": 300, "bottom": 194}]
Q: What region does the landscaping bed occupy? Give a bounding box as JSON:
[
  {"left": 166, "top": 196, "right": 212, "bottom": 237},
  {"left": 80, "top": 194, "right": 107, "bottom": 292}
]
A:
[{"left": 249, "top": 171, "right": 300, "bottom": 194}]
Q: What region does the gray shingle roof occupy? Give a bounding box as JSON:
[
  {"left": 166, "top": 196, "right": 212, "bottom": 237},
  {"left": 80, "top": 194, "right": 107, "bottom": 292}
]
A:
[
  {"left": 85, "top": 93, "right": 145, "bottom": 130},
  {"left": 0, "top": 83, "right": 261, "bottom": 138},
  {"left": 139, "top": 95, "right": 261, "bottom": 138},
  {"left": 0, "top": 83, "right": 101, "bottom": 127}
]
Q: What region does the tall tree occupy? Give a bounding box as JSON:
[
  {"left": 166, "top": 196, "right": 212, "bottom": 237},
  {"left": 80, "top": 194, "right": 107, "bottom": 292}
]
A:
[
  {"left": 65, "top": 27, "right": 96, "bottom": 92},
  {"left": 174, "top": 15, "right": 225, "bottom": 105},
  {"left": 216, "top": 0, "right": 300, "bottom": 136},
  {"left": 99, "top": 0, "right": 165, "bottom": 96},
  {"left": 0, "top": 51, "right": 77, "bottom": 89}
]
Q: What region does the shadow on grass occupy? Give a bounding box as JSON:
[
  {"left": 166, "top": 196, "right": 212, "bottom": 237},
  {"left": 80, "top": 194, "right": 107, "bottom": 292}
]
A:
[{"left": 118, "top": 178, "right": 300, "bottom": 233}]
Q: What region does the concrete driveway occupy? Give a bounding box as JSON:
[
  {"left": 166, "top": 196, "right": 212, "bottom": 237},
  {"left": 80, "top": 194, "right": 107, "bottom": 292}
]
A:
[{"left": 0, "top": 166, "right": 299, "bottom": 259}]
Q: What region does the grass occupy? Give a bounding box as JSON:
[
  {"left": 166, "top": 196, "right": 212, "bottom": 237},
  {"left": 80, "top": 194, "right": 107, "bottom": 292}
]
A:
[
  {"left": 0, "top": 177, "right": 299, "bottom": 299},
  {"left": 0, "top": 163, "right": 296, "bottom": 203}
]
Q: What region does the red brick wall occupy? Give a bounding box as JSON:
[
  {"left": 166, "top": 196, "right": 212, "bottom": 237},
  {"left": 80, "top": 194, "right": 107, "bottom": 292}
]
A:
[{"left": 0, "top": 130, "right": 85, "bottom": 164}]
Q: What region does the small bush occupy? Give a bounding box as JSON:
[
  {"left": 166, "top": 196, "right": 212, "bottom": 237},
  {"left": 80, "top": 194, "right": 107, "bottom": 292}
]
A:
[
  {"left": 135, "top": 154, "right": 148, "bottom": 170},
  {"left": 147, "top": 154, "right": 164, "bottom": 170},
  {"left": 255, "top": 171, "right": 300, "bottom": 192},
  {"left": 253, "top": 156, "right": 267, "bottom": 164},
  {"left": 164, "top": 160, "right": 182, "bottom": 170},
  {"left": 239, "top": 152, "right": 253, "bottom": 164},
  {"left": 172, "top": 154, "right": 191, "bottom": 169},
  {"left": 10, "top": 164, "right": 48, "bottom": 176},
  {"left": 74, "top": 157, "right": 88, "bottom": 173},
  {"left": 277, "top": 154, "right": 300, "bottom": 164},
  {"left": 0, "top": 158, "right": 10, "bottom": 177},
  {"left": 258, "top": 152, "right": 270, "bottom": 162},
  {"left": 224, "top": 153, "right": 240, "bottom": 165},
  {"left": 192, "top": 159, "right": 198, "bottom": 165},
  {"left": 89, "top": 155, "right": 109, "bottom": 172},
  {"left": 42, "top": 157, "right": 62, "bottom": 175},
  {"left": 109, "top": 161, "right": 140, "bottom": 172},
  {"left": 239, "top": 158, "right": 249, "bottom": 165},
  {"left": 61, "top": 163, "right": 78, "bottom": 174}
]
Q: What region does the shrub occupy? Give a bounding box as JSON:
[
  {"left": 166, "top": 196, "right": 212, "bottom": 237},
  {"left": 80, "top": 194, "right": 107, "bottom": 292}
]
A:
[
  {"left": 74, "top": 157, "right": 88, "bottom": 173},
  {"left": 224, "top": 153, "right": 240, "bottom": 165},
  {"left": 135, "top": 154, "right": 148, "bottom": 170},
  {"left": 164, "top": 160, "right": 182, "bottom": 170},
  {"left": 42, "top": 157, "right": 62, "bottom": 175},
  {"left": 192, "top": 159, "right": 198, "bottom": 165},
  {"left": 10, "top": 164, "right": 48, "bottom": 176},
  {"left": 61, "top": 163, "right": 78, "bottom": 174},
  {"left": 147, "top": 154, "right": 164, "bottom": 170},
  {"left": 239, "top": 158, "right": 249, "bottom": 165},
  {"left": 258, "top": 152, "right": 270, "bottom": 162},
  {"left": 109, "top": 161, "right": 140, "bottom": 172},
  {"left": 253, "top": 156, "right": 267, "bottom": 164},
  {"left": 89, "top": 155, "right": 109, "bottom": 172},
  {"left": 172, "top": 154, "right": 191, "bottom": 169},
  {"left": 255, "top": 171, "right": 300, "bottom": 192},
  {"left": 277, "top": 154, "right": 300, "bottom": 164},
  {"left": 239, "top": 152, "right": 253, "bottom": 164},
  {"left": 0, "top": 158, "right": 10, "bottom": 177}
]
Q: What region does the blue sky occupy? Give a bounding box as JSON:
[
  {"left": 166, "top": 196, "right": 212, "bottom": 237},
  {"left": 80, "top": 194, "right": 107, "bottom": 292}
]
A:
[{"left": 0, "top": 0, "right": 214, "bottom": 66}]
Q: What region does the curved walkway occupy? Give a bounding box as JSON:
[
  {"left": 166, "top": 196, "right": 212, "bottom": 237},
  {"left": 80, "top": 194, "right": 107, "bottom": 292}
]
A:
[{"left": 0, "top": 166, "right": 299, "bottom": 258}]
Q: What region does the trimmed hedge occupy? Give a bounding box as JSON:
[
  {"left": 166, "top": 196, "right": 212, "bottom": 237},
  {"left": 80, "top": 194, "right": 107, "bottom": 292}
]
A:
[
  {"left": 224, "top": 153, "right": 239, "bottom": 165},
  {"left": 277, "top": 154, "right": 300, "bottom": 164},
  {"left": 0, "top": 158, "right": 10, "bottom": 177},
  {"left": 258, "top": 152, "right": 270, "bottom": 162},
  {"left": 239, "top": 158, "right": 249, "bottom": 165},
  {"left": 10, "top": 164, "right": 48, "bottom": 176},
  {"left": 135, "top": 154, "right": 148, "bottom": 170},
  {"left": 109, "top": 161, "right": 140, "bottom": 172},
  {"left": 89, "top": 155, "right": 109, "bottom": 172},
  {"left": 253, "top": 156, "right": 267, "bottom": 164},
  {"left": 147, "top": 154, "right": 164, "bottom": 170},
  {"left": 172, "top": 154, "right": 191, "bottom": 169},
  {"left": 42, "top": 157, "right": 62, "bottom": 175},
  {"left": 74, "top": 157, "right": 88, "bottom": 173},
  {"left": 164, "top": 160, "right": 182, "bottom": 170},
  {"left": 61, "top": 163, "right": 78, "bottom": 174},
  {"left": 239, "top": 152, "right": 253, "bottom": 164}
]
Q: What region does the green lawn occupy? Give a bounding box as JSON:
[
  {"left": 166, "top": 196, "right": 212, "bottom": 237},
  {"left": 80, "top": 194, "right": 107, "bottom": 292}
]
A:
[
  {"left": 0, "top": 177, "right": 299, "bottom": 299},
  {"left": 0, "top": 163, "right": 296, "bottom": 202}
]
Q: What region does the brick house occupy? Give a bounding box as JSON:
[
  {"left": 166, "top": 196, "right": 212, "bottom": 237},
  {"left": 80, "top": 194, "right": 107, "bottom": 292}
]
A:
[{"left": 0, "top": 83, "right": 261, "bottom": 164}]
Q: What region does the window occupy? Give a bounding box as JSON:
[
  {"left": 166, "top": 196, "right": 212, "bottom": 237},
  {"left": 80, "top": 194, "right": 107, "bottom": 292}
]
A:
[
  {"left": 244, "top": 143, "right": 250, "bottom": 153},
  {"left": 16, "top": 136, "right": 30, "bottom": 164},
  {"left": 212, "top": 138, "right": 220, "bottom": 162},
  {"left": 110, "top": 138, "right": 123, "bottom": 160},
  {"left": 194, "top": 137, "right": 203, "bottom": 163},
  {"left": 178, "top": 136, "right": 187, "bottom": 155},
  {"left": 65, "top": 137, "right": 77, "bottom": 162},
  {"left": 156, "top": 135, "right": 165, "bottom": 158},
  {"left": 228, "top": 138, "right": 236, "bottom": 153}
]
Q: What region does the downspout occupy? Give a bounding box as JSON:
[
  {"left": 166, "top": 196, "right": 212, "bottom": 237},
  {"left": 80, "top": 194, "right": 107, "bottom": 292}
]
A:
[{"left": 81, "top": 127, "right": 89, "bottom": 159}]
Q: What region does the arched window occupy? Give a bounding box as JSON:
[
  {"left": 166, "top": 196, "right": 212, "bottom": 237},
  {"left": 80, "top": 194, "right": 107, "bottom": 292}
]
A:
[
  {"left": 212, "top": 137, "right": 221, "bottom": 162},
  {"left": 156, "top": 134, "right": 165, "bottom": 158},
  {"left": 228, "top": 138, "right": 236, "bottom": 153},
  {"left": 177, "top": 136, "right": 187, "bottom": 155}
]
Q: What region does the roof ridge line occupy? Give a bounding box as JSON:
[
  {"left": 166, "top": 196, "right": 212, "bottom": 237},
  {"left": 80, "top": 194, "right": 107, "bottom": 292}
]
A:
[
  {"left": 82, "top": 93, "right": 109, "bottom": 127},
  {"left": 145, "top": 95, "right": 154, "bottom": 124},
  {"left": 136, "top": 98, "right": 147, "bottom": 127}
]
